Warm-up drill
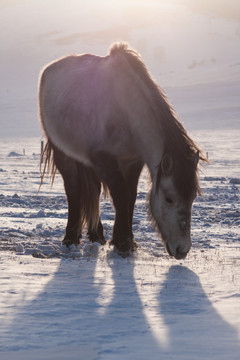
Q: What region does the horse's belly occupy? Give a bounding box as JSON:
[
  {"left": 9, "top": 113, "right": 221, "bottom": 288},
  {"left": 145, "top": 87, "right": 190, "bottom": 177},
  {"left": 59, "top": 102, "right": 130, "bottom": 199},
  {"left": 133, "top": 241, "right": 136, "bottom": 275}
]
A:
[{"left": 43, "top": 111, "right": 138, "bottom": 167}]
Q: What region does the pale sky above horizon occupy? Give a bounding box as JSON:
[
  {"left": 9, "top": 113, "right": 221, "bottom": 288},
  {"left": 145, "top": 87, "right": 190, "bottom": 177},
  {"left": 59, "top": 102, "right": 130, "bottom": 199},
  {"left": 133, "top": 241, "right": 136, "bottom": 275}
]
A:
[
  {"left": 0, "top": 0, "right": 239, "bottom": 136},
  {"left": 0, "top": 0, "right": 239, "bottom": 89}
]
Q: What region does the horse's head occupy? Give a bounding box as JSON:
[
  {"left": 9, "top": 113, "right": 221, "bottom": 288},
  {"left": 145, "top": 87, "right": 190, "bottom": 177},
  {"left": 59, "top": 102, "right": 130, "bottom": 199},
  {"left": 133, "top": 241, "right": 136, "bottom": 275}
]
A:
[{"left": 150, "top": 151, "right": 200, "bottom": 260}]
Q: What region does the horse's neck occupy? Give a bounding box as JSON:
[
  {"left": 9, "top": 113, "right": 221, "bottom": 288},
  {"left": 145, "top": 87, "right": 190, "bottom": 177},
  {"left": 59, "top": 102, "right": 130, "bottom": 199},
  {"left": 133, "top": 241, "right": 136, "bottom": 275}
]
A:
[{"left": 135, "top": 122, "right": 165, "bottom": 183}]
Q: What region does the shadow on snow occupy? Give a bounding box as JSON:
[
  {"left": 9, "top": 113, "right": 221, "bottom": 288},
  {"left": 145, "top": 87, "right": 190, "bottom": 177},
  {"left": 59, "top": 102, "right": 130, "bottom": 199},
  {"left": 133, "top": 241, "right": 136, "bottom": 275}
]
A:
[{"left": 1, "top": 252, "right": 240, "bottom": 360}]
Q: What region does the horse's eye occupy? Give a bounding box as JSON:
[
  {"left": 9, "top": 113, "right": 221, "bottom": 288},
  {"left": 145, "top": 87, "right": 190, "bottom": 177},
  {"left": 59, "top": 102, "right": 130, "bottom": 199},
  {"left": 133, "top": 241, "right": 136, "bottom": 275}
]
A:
[{"left": 165, "top": 197, "right": 173, "bottom": 204}]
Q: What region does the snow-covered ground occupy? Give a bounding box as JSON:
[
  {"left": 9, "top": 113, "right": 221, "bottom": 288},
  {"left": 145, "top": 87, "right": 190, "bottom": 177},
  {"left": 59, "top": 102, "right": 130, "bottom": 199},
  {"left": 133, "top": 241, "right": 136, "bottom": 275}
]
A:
[
  {"left": 0, "top": 126, "right": 239, "bottom": 359},
  {"left": 0, "top": 1, "right": 240, "bottom": 359}
]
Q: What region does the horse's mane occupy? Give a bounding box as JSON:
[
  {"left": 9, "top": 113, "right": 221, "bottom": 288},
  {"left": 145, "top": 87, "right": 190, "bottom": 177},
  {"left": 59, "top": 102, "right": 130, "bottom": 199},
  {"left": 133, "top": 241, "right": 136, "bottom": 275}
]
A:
[{"left": 110, "top": 42, "right": 207, "bottom": 198}]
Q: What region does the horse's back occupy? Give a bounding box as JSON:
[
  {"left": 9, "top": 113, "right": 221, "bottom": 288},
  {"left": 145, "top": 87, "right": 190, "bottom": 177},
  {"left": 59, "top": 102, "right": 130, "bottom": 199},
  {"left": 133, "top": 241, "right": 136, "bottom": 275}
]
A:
[{"left": 38, "top": 44, "right": 155, "bottom": 166}]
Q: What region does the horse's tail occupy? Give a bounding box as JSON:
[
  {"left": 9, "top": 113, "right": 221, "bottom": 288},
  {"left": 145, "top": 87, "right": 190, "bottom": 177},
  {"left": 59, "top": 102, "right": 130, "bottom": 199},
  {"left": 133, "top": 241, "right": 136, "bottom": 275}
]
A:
[
  {"left": 39, "top": 140, "right": 57, "bottom": 188},
  {"left": 39, "top": 139, "right": 108, "bottom": 232},
  {"left": 74, "top": 159, "right": 108, "bottom": 232}
]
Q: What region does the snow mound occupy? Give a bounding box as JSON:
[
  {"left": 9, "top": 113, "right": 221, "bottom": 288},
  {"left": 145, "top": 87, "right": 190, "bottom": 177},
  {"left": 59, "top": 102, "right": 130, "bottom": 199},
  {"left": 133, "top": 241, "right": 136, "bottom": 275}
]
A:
[{"left": 7, "top": 151, "right": 23, "bottom": 157}]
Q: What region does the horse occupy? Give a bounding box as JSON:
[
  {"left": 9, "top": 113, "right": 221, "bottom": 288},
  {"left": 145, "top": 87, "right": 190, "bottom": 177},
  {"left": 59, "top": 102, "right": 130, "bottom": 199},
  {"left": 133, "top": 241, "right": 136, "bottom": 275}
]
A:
[{"left": 38, "top": 42, "right": 206, "bottom": 260}]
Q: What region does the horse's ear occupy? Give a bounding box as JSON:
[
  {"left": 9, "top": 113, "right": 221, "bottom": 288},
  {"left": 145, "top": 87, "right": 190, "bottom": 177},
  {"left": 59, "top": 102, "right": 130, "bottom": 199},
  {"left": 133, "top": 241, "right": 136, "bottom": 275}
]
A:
[
  {"left": 193, "top": 150, "right": 200, "bottom": 168},
  {"left": 161, "top": 154, "right": 173, "bottom": 176}
]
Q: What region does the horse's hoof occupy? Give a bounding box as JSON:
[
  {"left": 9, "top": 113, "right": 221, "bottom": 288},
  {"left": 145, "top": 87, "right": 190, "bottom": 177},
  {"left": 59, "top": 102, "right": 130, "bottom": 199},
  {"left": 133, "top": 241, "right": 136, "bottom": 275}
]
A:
[
  {"left": 62, "top": 237, "right": 80, "bottom": 247},
  {"left": 88, "top": 233, "right": 106, "bottom": 245},
  {"left": 110, "top": 238, "right": 138, "bottom": 256},
  {"left": 91, "top": 237, "right": 107, "bottom": 245},
  {"left": 87, "top": 229, "right": 106, "bottom": 245}
]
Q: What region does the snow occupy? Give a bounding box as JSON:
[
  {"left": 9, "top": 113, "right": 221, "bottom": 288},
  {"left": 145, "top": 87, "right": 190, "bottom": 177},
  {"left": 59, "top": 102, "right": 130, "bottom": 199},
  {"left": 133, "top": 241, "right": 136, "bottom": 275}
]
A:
[
  {"left": 0, "top": 130, "right": 239, "bottom": 359},
  {"left": 0, "top": 1, "right": 240, "bottom": 359}
]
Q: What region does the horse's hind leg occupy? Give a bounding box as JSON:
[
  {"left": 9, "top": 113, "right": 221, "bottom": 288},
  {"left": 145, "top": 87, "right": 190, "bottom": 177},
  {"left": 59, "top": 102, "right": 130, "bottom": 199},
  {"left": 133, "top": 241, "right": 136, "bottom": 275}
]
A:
[
  {"left": 53, "top": 148, "right": 83, "bottom": 246},
  {"left": 87, "top": 220, "right": 105, "bottom": 245},
  {"left": 63, "top": 180, "right": 82, "bottom": 246},
  {"left": 86, "top": 177, "right": 106, "bottom": 245},
  {"left": 53, "top": 147, "right": 106, "bottom": 247}
]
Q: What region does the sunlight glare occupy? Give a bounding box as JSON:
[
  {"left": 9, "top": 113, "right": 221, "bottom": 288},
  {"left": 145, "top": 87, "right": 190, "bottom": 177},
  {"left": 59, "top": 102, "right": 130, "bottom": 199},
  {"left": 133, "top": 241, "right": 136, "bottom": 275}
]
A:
[
  {"left": 93, "top": 255, "right": 114, "bottom": 316},
  {"left": 134, "top": 262, "right": 170, "bottom": 349}
]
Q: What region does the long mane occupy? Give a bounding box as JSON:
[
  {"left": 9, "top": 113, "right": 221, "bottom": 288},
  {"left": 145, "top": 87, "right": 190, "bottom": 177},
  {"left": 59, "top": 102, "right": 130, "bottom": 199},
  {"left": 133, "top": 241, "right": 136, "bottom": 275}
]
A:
[{"left": 109, "top": 43, "right": 207, "bottom": 198}]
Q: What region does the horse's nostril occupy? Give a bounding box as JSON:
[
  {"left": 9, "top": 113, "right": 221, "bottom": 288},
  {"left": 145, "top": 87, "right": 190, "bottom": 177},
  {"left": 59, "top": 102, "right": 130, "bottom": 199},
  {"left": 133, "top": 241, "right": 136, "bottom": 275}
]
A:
[
  {"left": 166, "top": 243, "right": 190, "bottom": 260},
  {"left": 175, "top": 246, "right": 189, "bottom": 260}
]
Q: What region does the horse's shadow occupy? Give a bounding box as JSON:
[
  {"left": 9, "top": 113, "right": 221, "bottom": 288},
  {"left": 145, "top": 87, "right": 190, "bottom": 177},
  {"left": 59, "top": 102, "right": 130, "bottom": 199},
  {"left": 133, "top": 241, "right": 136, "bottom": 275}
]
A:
[
  {"left": 158, "top": 265, "right": 240, "bottom": 360},
  {"left": 1, "top": 253, "right": 240, "bottom": 360}
]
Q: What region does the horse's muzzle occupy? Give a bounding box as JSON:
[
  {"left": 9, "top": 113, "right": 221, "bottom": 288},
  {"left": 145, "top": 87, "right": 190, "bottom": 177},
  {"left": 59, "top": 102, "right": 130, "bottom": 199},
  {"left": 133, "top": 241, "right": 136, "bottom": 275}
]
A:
[{"left": 166, "top": 243, "right": 189, "bottom": 260}]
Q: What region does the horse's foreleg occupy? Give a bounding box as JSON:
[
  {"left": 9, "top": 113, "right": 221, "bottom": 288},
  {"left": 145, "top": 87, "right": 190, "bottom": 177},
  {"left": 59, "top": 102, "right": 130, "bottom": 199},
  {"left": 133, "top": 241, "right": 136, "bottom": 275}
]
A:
[
  {"left": 110, "top": 179, "right": 134, "bottom": 253},
  {"left": 125, "top": 162, "right": 144, "bottom": 236},
  {"left": 90, "top": 152, "right": 135, "bottom": 253}
]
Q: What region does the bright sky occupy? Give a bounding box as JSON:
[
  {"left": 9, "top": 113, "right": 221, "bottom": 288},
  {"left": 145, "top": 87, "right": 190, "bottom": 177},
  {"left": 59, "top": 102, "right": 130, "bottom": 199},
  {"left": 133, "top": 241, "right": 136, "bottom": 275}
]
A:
[
  {"left": 0, "top": 0, "right": 239, "bottom": 136},
  {"left": 0, "top": 0, "right": 239, "bottom": 89}
]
